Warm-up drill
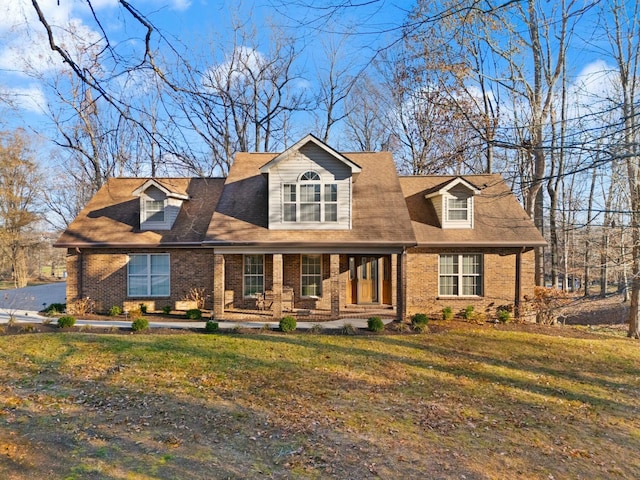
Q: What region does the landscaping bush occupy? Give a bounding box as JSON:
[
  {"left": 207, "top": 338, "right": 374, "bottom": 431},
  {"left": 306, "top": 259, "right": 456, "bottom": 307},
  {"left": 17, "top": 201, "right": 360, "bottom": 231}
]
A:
[
  {"left": 411, "top": 313, "right": 429, "bottom": 326},
  {"left": 185, "top": 308, "right": 202, "bottom": 320},
  {"left": 463, "top": 305, "right": 475, "bottom": 320},
  {"left": 497, "top": 308, "right": 511, "bottom": 323},
  {"left": 205, "top": 320, "right": 219, "bottom": 333},
  {"left": 162, "top": 305, "right": 172, "bottom": 315},
  {"left": 57, "top": 315, "right": 76, "bottom": 328},
  {"left": 131, "top": 317, "right": 149, "bottom": 332},
  {"left": 139, "top": 303, "right": 148, "bottom": 314},
  {"left": 341, "top": 323, "right": 356, "bottom": 335},
  {"left": 279, "top": 316, "right": 297, "bottom": 333},
  {"left": 412, "top": 313, "right": 430, "bottom": 333},
  {"left": 442, "top": 306, "right": 453, "bottom": 320},
  {"left": 109, "top": 305, "right": 122, "bottom": 316},
  {"left": 367, "top": 316, "right": 385, "bottom": 332},
  {"left": 42, "top": 303, "right": 66, "bottom": 316}
]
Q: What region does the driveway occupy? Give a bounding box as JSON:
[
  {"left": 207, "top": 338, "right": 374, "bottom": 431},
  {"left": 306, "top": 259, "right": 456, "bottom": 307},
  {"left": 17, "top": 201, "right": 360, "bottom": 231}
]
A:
[{"left": 0, "top": 282, "right": 66, "bottom": 312}]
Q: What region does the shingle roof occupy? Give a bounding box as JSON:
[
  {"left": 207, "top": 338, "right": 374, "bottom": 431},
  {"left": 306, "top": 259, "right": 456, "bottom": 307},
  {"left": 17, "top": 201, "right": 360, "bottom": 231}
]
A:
[
  {"left": 55, "top": 178, "right": 225, "bottom": 247},
  {"left": 204, "top": 151, "right": 416, "bottom": 249},
  {"left": 399, "top": 174, "right": 546, "bottom": 247}
]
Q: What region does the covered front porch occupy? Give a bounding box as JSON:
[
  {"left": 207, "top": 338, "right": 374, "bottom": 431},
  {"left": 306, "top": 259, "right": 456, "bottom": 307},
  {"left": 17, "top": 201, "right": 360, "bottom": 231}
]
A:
[{"left": 212, "top": 251, "right": 407, "bottom": 322}]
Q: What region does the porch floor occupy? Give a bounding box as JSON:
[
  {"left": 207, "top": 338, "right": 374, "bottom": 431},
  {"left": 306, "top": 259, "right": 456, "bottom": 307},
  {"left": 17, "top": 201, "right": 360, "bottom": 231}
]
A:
[{"left": 219, "top": 304, "right": 397, "bottom": 323}]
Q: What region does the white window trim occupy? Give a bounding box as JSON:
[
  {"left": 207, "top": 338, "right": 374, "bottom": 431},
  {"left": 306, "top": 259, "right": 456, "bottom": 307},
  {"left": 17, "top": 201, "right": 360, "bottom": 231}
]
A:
[
  {"left": 243, "top": 254, "right": 265, "bottom": 298},
  {"left": 438, "top": 253, "right": 483, "bottom": 297},
  {"left": 143, "top": 198, "right": 166, "bottom": 223},
  {"left": 282, "top": 172, "right": 338, "bottom": 224},
  {"left": 443, "top": 194, "right": 474, "bottom": 229},
  {"left": 301, "top": 254, "right": 322, "bottom": 298},
  {"left": 127, "top": 253, "right": 170, "bottom": 297}
]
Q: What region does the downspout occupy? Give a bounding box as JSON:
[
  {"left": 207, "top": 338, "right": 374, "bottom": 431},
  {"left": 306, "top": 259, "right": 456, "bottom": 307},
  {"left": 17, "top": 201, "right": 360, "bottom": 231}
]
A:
[
  {"left": 515, "top": 247, "right": 524, "bottom": 318},
  {"left": 75, "top": 247, "right": 83, "bottom": 301}
]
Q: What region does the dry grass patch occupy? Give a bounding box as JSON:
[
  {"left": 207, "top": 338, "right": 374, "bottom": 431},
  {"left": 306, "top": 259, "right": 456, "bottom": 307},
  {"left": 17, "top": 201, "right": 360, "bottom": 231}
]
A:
[{"left": 0, "top": 327, "right": 639, "bottom": 479}]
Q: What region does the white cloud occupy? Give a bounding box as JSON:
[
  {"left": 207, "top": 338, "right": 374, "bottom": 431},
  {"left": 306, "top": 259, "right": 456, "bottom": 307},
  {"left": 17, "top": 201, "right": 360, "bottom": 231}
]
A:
[{"left": 1, "top": 84, "right": 47, "bottom": 114}]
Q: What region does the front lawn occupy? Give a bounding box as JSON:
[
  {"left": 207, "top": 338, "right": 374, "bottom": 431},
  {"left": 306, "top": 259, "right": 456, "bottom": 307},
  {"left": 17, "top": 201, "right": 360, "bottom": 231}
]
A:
[{"left": 0, "top": 326, "right": 638, "bottom": 479}]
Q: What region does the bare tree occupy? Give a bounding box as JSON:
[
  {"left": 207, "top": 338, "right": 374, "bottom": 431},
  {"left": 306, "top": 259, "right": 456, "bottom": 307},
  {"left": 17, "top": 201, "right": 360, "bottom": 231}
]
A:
[{"left": 0, "top": 130, "right": 42, "bottom": 287}]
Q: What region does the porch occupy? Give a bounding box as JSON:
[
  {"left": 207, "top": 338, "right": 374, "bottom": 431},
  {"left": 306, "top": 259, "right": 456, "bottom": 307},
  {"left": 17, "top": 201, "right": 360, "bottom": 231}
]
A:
[{"left": 212, "top": 252, "right": 407, "bottom": 322}]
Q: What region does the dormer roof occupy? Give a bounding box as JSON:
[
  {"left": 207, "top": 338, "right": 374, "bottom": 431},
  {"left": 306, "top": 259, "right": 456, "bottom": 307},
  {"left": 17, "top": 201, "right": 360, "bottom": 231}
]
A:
[
  {"left": 258, "top": 134, "right": 362, "bottom": 181},
  {"left": 132, "top": 179, "right": 190, "bottom": 200},
  {"left": 424, "top": 176, "right": 481, "bottom": 199}
]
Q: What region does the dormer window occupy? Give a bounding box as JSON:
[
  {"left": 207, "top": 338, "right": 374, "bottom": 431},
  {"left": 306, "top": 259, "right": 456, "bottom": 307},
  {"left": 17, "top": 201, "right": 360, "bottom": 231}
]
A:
[
  {"left": 132, "top": 179, "right": 189, "bottom": 231},
  {"left": 283, "top": 171, "right": 338, "bottom": 223},
  {"left": 447, "top": 196, "right": 469, "bottom": 222},
  {"left": 259, "top": 134, "right": 361, "bottom": 230},
  {"left": 144, "top": 199, "right": 166, "bottom": 223},
  {"left": 425, "top": 177, "right": 480, "bottom": 230}
]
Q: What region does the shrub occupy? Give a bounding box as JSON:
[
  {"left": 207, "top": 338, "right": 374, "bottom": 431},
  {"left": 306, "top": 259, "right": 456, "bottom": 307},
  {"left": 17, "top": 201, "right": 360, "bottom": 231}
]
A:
[
  {"left": 367, "top": 316, "right": 385, "bottom": 332},
  {"left": 390, "top": 321, "right": 410, "bottom": 333},
  {"left": 530, "top": 287, "right": 571, "bottom": 325},
  {"left": 139, "top": 303, "right": 148, "bottom": 314},
  {"left": 109, "top": 305, "right": 122, "bottom": 316},
  {"left": 67, "top": 297, "right": 95, "bottom": 316},
  {"left": 184, "top": 287, "right": 206, "bottom": 309},
  {"left": 497, "top": 308, "right": 511, "bottom": 323},
  {"left": 411, "top": 313, "right": 429, "bottom": 326},
  {"left": 340, "top": 323, "right": 356, "bottom": 335},
  {"left": 185, "top": 308, "right": 202, "bottom": 320},
  {"left": 42, "top": 303, "right": 66, "bottom": 316},
  {"left": 131, "top": 317, "right": 149, "bottom": 332},
  {"left": 205, "top": 320, "right": 219, "bottom": 333},
  {"left": 308, "top": 324, "right": 324, "bottom": 334},
  {"left": 442, "top": 306, "right": 453, "bottom": 320},
  {"left": 463, "top": 305, "right": 475, "bottom": 320},
  {"left": 57, "top": 315, "right": 76, "bottom": 328},
  {"left": 162, "top": 305, "right": 172, "bottom": 315},
  {"left": 279, "top": 316, "right": 297, "bottom": 333}
]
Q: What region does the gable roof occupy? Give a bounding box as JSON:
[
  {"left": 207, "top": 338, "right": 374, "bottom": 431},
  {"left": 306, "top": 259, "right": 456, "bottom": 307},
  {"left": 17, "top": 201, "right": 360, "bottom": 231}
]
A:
[
  {"left": 55, "top": 178, "right": 225, "bottom": 247},
  {"left": 400, "top": 174, "right": 546, "bottom": 247},
  {"left": 205, "top": 150, "right": 415, "bottom": 250},
  {"left": 258, "top": 134, "right": 362, "bottom": 179},
  {"left": 131, "top": 178, "right": 190, "bottom": 200},
  {"left": 423, "top": 176, "right": 481, "bottom": 198}
]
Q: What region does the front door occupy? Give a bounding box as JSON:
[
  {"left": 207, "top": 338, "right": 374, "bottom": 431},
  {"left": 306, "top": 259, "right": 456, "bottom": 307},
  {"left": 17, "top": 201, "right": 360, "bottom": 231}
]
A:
[
  {"left": 358, "top": 256, "right": 378, "bottom": 303},
  {"left": 348, "top": 256, "right": 381, "bottom": 304}
]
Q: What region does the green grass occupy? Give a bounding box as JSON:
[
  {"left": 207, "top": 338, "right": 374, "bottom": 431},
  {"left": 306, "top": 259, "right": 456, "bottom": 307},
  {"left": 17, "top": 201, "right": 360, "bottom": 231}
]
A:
[{"left": 0, "top": 327, "right": 639, "bottom": 479}]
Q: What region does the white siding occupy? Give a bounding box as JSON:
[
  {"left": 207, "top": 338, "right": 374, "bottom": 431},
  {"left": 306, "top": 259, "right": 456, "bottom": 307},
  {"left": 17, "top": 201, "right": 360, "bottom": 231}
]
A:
[
  {"left": 140, "top": 185, "right": 183, "bottom": 231},
  {"left": 267, "top": 143, "right": 352, "bottom": 230}
]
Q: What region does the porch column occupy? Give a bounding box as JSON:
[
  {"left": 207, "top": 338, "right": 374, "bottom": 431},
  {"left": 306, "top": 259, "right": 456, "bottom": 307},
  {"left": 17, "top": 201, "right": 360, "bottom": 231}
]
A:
[
  {"left": 514, "top": 249, "right": 523, "bottom": 318},
  {"left": 213, "top": 253, "right": 225, "bottom": 319},
  {"left": 272, "top": 254, "right": 283, "bottom": 319},
  {"left": 396, "top": 250, "right": 408, "bottom": 322},
  {"left": 330, "top": 254, "right": 340, "bottom": 320}
]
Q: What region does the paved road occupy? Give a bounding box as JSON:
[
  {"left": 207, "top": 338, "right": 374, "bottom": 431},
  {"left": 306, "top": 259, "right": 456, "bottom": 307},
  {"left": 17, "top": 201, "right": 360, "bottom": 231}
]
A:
[{"left": 0, "top": 282, "right": 66, "bottom": 311}]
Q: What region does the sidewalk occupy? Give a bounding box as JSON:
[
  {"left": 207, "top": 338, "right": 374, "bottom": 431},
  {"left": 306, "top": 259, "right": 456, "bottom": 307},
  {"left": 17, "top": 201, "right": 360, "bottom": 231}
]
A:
[{"left": 0, "top": 309, "right": 393, "bottom": 331}]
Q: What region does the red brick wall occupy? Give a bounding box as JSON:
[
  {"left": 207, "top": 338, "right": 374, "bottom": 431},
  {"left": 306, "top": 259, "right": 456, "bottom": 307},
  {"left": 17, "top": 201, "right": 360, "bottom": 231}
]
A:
[
  {"left": 65, "top": 248, "right": 215, "bottom": 313},
  {"left": 405, "top": 247, "right": 536, "bottom": 319}
]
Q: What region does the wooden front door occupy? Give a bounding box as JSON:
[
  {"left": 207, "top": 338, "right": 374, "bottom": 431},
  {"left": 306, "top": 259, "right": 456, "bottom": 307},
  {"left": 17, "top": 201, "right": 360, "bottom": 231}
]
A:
[{"left": 348, "top": 256, "right": 382, "bottom": 304}]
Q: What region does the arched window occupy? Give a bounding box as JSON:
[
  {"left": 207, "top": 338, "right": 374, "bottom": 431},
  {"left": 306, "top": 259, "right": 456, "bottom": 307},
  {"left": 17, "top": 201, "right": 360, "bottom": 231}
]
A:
[
  {"left": 283, "top": 171, "right": 337, "bottom": 223},
  {"left": 300, "top": 171, "right": 320, "bottom": 181}
]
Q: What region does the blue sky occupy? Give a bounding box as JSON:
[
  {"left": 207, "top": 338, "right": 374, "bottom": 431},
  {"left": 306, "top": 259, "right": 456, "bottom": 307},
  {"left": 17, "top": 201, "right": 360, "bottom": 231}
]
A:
[
  {"left": 0, "top": 0, "right": 408, "bottom": 125},
  {"left": 0, "top": 0, "right": 623, "bottom": 161}
]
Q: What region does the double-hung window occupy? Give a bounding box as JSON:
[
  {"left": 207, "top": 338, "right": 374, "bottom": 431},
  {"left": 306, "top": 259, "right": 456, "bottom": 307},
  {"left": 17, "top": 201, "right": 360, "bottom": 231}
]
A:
[
  {"left": 128, "top": 254, "right": 170, "bottom": 297},
  {"left": 301, "top": 254, "right": 322, "bottom": 297},
  {"left": 439, "top": 254, "right": 482, "bottom": 296},
  {"left": 244, "top": 254, "right": 264, "bottom": 297},
  {"left": 283, "top": 171, "right": 337, "bottom": 223},
  {"left": 144, "top": 199, "right": 165, "bottom": 222},
  {"left": 447, "top": 197, "right": 468, "bottom": 221}
]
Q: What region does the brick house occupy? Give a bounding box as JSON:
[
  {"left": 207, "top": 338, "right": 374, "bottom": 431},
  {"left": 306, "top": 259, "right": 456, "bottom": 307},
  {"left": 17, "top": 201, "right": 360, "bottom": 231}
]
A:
[{"left": 55, "top": 134, "right": 545, "bottom": 321}]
